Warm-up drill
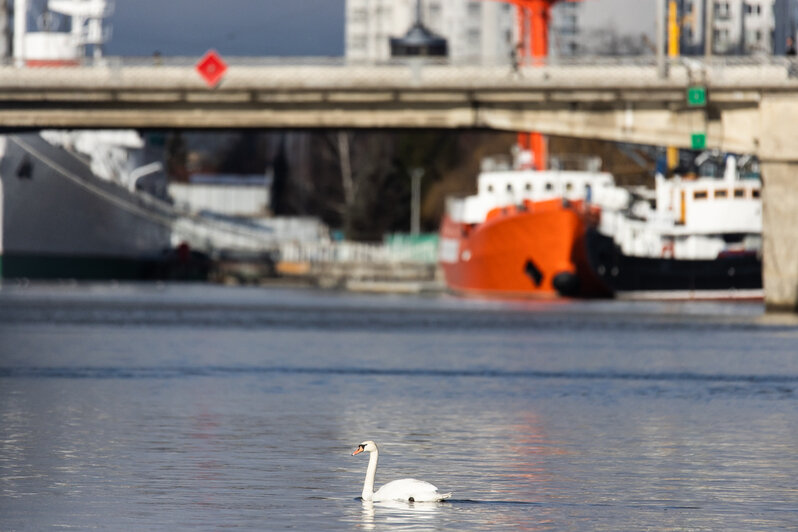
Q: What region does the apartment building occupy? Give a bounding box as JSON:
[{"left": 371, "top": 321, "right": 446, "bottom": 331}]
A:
[
  {"left": 679, "top": 0, "right": 776, "bottom": 54},
  {"left": 345, "top": 0, "right": 582, "bottom": 62}
]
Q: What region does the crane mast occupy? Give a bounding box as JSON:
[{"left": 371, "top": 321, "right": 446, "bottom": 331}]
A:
[{"left": 482, "top": 0, "right": 582, "bottom": 169}]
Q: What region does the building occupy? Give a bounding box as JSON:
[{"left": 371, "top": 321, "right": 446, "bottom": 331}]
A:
[
  {"left": 714, "top": 0, "right": 773, "bottom": 54},
  {"left": 679, "top": 0, "right": 777, "bottom": 55},
  {"left": 345, "top": 0, "right": 583, "bottom": 62},
  {"left": 550, "top": 1, "right": 582, "bottom": 57}
]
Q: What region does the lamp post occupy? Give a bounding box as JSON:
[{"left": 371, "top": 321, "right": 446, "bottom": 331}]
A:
[
  {"left": 411, "top": 168, "right": 424, "bottom": 236},
  {"left": 656, "top": 0, "right": 667, "bottom": 78}
]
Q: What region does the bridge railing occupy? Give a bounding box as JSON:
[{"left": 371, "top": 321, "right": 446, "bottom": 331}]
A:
[{"left": 2, "top": 55, "right": 798, "bottom": 89}]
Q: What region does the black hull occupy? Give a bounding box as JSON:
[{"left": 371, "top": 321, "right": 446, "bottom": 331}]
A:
[{"left": 584, "top": 229, "right": 762, "bottom": 296}]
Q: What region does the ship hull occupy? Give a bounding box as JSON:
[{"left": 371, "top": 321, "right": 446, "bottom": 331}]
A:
[
  {"left": 584, "top": 228, "right": 763, "bottom": 300},
  {"left": 0, "top": 134, "right": 178, "bottom": 280},
  {"left": 439, "top": 199, "right": 609, "bottom": 298}
]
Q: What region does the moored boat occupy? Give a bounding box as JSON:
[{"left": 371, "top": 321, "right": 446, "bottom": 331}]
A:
[
  {"left": 0, "top": 132, "right": 183, "bottom": 279},
  {"left": 0, "top": 0, "right": 284, "bottom": 281},
  {"left": 584, "top": 154, "right": 763, "bottom": 300},
  {"left": 438, "top": 154, "right": 619, "bottom": 298}
]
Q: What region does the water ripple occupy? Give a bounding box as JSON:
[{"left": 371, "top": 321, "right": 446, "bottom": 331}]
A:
[{"left": 1, "top": 365, "right": 796, "bottom": 385}]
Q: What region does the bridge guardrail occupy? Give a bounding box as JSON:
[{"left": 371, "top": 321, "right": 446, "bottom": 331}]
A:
[{"left": 2, "top": 56, "right": 798, "bottom": 89}]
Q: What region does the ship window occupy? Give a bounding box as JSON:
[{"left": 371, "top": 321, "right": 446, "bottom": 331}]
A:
[
  {"left": 524, "top": 182, "right": 532, "bottom": 191},
  {"left": 714, "top": 189, "right": 728, "bottom": 198},
  {"left": 752, "top": 189, "right": 760, "bottom": 198},
  {"left": 565, "top": 182, "right": 573, "bottom": 191},
  {"left": 734, "top": 188, "right": 745, "bottom": 198},
  {"left": 487, "top": 184, "right": 494, "bottom": 193},
  {"left": 693, "top": 190, "right": 708, "bottom": 200},
  {"left": 545, "top": 183, "right": 553, "bottom": 191},
  {"left": 506, "top": 183, "right": 513, "bottom": 192}
]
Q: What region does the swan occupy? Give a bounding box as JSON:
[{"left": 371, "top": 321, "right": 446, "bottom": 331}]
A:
[{"left": 352, "top": 440, "right": 452, "bottom": 502}]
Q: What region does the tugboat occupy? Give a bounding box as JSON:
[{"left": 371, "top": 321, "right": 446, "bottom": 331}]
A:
[
  {"left": 584, "top": 153, "right": 763, "bottom": 300},
  {"left": 438, "top": 151, "right": 619, "bottom": 298}
]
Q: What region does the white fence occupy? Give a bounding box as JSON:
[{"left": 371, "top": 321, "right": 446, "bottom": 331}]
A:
[{"left": 279, "top": 237, "right": 438, "bottom": 266}]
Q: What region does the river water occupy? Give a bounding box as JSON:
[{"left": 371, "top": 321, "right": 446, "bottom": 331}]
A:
[{"left": 0, "top": 283, "right": 796, "bottom": 530}]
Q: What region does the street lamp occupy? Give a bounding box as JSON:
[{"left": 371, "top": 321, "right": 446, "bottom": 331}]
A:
[{"left": 411, "top": 168, "right": 424, "bottom": 236}]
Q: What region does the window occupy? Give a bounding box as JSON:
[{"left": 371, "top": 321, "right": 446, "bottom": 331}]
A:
[
  {"left": 734, "top": 188, "right": 745, "bottom": 198},
  {"left": 524, "top": 183, "right": 532, "bottom": 192},
  {"left": 545, "top": 183, "right": 553, "bottom": 191},
  {"left": 348, "top": 36, "right": 367, "bottom": 50},
  {"left": 694, "top": 190, "right": 708, "bottom": 200},
  {"left": 715, "top": 1, "right": 730, "bottom": 19},
  {"left": 714, "top": 189, "right": 728, "bottom": 198},
  {"left": 487, "top": 185, "right": 494, "bottom": 193},
  {"left": 565, "top": 183, "right": 573, "bottom": 191},
  {"left": 467, "top": 28, "right": 481, "bottom": 45},
  {"left": 506, "top": 183, "right": 513, "bottom": 192},
  {"left": 752, "top": 189, "right": 760, "bottom": 198}
]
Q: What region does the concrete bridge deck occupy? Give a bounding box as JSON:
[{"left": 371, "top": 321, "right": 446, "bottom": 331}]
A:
[
  {"left": 2, "top": 56, "right": 798, "bottom": 310},
  {"left": 0, "top": 57, "right": 794, "bottom": 156}
]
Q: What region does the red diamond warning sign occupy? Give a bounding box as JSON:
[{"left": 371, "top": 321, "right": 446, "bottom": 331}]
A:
[{"left": 196, "top": 50, "right": 227, "bottom": 87}]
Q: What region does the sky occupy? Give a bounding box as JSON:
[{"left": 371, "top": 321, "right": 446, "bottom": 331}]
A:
[
  {"left": 580, "top": 0, "right": 655, "bottom": 36},
  {"left": 103, "top": 0, "right": 650, "bottom": 57},
  {"left": 106, "top": 0, "right": 346, "bottom": 57}
]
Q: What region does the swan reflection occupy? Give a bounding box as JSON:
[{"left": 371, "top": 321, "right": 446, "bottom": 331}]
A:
[{"left": 360, "top": 499, "right": 442, "bottom": 529}]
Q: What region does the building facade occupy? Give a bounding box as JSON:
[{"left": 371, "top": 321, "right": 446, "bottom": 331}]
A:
[
  {"left": 345, "top": 0, "right": 583, "bottom": 62},
  {"left": 679, "top": 0, "right": 778, "bottom": 55},
  {"left": 550, "top": 1, "right": 582, "bottom": 57}
]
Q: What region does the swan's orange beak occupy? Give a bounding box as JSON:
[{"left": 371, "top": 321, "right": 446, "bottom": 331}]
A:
[{"left": 352, "top": 445, "right": 364, "bottom": 456}]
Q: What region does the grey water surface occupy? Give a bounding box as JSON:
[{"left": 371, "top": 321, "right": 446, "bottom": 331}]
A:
[{"left": 0, "top": 283, "right": 796, "bottom": 530}]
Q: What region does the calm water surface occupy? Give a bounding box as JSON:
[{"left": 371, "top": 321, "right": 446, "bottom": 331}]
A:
[{"left": 0, "top": 283, "right": 796, "bottom": 530}]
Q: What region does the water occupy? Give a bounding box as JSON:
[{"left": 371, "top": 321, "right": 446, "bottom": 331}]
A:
[{"left": 1, "top": 283, "right": 797, "bottom": 530}]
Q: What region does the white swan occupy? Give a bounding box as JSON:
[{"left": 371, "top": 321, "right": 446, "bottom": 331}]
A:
[{"left": 352, "top": 440, "right": 452, "bottom": 502}]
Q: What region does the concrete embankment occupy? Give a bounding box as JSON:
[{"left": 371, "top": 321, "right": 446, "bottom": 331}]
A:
[
  {"left": 213, "top": 257, "right": 445, "bottom": 295},
  {"left": 306, "top": 262, "right": 444, "bottom": 294}
]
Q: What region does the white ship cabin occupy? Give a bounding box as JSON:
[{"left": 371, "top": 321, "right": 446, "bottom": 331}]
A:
[
  {"left": 599, "top": 155, "right": 762, "bottom": 260},
  {"left": 13, "top": 0, "right": 113, "bottom": 66},
  {"left": 446, "top": 155, "right": 619, "bottom": 225}
]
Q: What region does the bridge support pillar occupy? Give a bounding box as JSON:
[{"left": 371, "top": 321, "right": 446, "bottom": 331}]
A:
[
  {"left": 759, "top": 95, "right": 798, "bottom": 312},
  {"left": 761, "top": 161, "right": 798, "bottom": 312}
]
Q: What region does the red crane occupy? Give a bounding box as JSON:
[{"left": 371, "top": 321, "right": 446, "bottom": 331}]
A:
[{"left": 482, "top": 0, "right": 582, "bottom": 170}]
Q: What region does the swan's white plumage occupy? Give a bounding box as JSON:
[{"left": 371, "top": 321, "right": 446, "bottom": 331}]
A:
[
  {"left": 352, "top": 440, "right": 452, "bottom": 502},
  {"left": 374, "top": 478, "right": 451, "bottom": 502}
]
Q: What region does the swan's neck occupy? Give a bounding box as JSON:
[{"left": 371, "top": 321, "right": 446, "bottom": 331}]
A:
[{"left": 362, "top": 449, "right": 378, "bottom": 501}]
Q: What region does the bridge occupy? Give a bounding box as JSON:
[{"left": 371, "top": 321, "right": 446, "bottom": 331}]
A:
[
  {"left": 2, "top": 56, "right": 798, "bottom": 310},
  {"left": 0, "top": 57, "right": 792, "bottom": 152}
]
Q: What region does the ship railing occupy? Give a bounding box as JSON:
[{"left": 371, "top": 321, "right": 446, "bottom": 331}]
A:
[{"left": 171, "top": 211, "right": 281, "bottom": 254}]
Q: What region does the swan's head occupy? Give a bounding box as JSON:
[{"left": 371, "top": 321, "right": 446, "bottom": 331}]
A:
[{"left": 352, "top": 440, "right": 378, "bottom": 456}]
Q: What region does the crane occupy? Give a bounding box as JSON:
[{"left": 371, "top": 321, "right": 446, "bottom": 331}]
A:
[{"left": 482, "top": 0, "right": 583, "bottom": 170}]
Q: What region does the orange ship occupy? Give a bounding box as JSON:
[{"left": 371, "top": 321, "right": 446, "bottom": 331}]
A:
[{"left": 438, "top": 157, "right": 615, "bottom": 298}]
